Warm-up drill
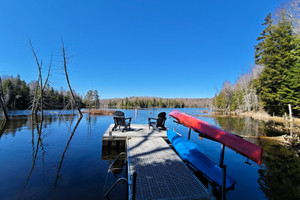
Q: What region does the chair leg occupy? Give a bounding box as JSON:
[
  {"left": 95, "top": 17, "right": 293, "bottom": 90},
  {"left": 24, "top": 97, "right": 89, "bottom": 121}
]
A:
[
  {"left": 154, "top": 126, "right": 160, "bottom": 132},
  {"left": 122, "top": 125, "right": 127, "bottom": 132}
]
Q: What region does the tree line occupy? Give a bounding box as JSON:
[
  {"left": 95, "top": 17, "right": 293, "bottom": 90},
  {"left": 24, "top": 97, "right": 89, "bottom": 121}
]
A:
[
  {"left": 0, "top": 75, "right": 212, "bottom": 111},
  {"left": 0, "top": 75, "right": 84, "bottom": 111},
  {"left": 214, "top": 0, "right": 300, "bottom": 117},
  {"left": 100, "top": 96, "right": 212, "bottom": 108}
]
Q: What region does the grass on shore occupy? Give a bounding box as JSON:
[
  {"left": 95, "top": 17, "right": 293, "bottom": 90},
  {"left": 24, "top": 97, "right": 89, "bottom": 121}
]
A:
[
  {"left": 82, "top": 109, "right": 115, "bottom": 115},
  {"left": 238, "top": 111, "right": 300, "bottom": 127},
  {"left": 201, "top": 110, "right": 300, "bottom": 126}
]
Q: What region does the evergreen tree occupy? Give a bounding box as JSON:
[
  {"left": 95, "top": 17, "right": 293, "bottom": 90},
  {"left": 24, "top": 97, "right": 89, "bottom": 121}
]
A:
[
  {"left": 94, "top": 90, "right": 100, "bottom": 108},
  {"left": 85, "top": 90, "right": 94, "bottom": 109},
  {"left": 255, "top": 13, "right": 273, "bottom": 64},
  {"left": 254, "top": 13, "right": 300, "bottom": 115}
]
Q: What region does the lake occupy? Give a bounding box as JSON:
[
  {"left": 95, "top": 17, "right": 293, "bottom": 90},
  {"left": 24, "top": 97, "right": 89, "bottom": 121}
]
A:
[{"left": 0, "top": 108, "right": 299, "bottom": 200}]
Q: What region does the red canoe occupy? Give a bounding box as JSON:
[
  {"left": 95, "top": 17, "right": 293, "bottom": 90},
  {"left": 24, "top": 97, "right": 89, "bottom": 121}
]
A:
[{"left": 169, "top": 110, "right": 262, "bottom": 164}]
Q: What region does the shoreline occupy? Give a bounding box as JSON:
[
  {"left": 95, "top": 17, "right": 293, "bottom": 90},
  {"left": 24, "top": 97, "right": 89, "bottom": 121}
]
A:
[
  {"left": 198, "top": 110, "right": 300, "bottom": 147},
  {"left": 199, "top": 110, "right": 300, "bottom": 128}
]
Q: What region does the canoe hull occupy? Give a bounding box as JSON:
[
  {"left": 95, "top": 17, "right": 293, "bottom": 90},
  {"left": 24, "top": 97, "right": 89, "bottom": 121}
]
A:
[
  {"left": 169, "top": 110, "right": 262, "bottom": 164},
  {"left": 167, "top": 129, "right": 236, "bottom": 189}
]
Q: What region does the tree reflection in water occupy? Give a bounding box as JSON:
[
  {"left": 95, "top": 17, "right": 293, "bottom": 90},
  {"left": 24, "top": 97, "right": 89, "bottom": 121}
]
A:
[
  {"left": 0, "top": 119, "right": 8, "bottom": 139},
  {"left": 214, "top": 116, "right": 291, "bottom": 137},
  {"left": 258, "top": 140, "right": 300, "bottom": 200},
  {"left": 214, "top": 116, "right": 300, "bottom": 199},
  {"left": 54, "top": 116, "right": 82, "bottom": 188}
]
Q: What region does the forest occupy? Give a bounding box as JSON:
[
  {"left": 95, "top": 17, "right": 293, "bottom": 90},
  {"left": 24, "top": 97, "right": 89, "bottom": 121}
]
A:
[
  {"left": 100, "top": 97, "right": 212, "bottom": 108},
  {"left": 214, "top": 1, "right": 300, "bottom": 117},
  {"left": 0, "top": 75, "right": 84, "bottom": 110},
  {"left": 0, "top": 75, "right": 211, "bottom": 111}
]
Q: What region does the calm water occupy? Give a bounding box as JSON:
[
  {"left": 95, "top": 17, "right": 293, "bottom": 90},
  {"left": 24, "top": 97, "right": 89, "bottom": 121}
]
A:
[{"left": 0, "top": 108, "right": 299, "bottom": 200}]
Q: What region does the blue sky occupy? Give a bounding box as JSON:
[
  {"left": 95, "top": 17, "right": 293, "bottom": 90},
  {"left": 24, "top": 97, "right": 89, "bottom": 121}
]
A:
[{"left": 0, "top": 0, "right": 281, "bottom": 98}]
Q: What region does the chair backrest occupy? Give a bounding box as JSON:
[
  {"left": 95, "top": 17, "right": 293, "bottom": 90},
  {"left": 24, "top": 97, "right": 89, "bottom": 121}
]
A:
[
  {"left": 114, "top": 111, "right": 125, "bottom": 126},
  {"left": 156, "top": 112, "right": 166, "bottom": 127}
]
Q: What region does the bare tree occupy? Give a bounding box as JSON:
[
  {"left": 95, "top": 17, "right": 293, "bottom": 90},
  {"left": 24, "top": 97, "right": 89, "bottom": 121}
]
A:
[
  {"left": 61, "top": 39, "right": 83, "bottom": 119},
  {"left": 251, "top": 64, "right": 264, "bottom": 79},
  {"left": 275, "top": 0, "right": 300, "bottom": 35},
  {"left": 235, "top": 65, "right": 264, "bottom": 112},
  {"left": 221, "top": 81, "right": 234, "bottom": 114},
  {"left": 29, "top": 40, "right": 52, "bottom": 120},
  {"left": 0, "top": 75, "right": 8, "bottom": 121}
]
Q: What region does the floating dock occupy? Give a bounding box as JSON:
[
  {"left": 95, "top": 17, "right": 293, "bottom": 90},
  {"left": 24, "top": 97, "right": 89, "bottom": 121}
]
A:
[
  {"left": 102, "top": 124, "right": 168, "bottom": 141},
  {"left": 103, "top": 124, "right": 213, "bottom": 200}
]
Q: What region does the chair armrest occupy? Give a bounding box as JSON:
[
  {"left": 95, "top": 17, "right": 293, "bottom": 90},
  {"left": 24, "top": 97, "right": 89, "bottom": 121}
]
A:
[
  {"left": 148, "top": 118, "right": 157, "bottom": 123},
  {"left": 125, "top": 117, "right": 132, "bottom": 122},
  {"left": 148, "top": 118, "right": 157, "bottom": 120}
]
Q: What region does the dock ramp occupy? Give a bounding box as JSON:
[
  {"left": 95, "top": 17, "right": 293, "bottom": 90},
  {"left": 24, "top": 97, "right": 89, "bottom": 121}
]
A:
[{"left": 127, "top": 137, "right": 213, "bottom": 200}]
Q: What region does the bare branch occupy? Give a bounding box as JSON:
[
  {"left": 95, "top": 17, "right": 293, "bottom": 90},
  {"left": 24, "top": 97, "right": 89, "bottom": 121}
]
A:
[
  {"left": 0, "top": 75, "right": 8, "bottom": 121},
  {"left": 61, "top": 39, "right": 83, "bottom": 118},
  {"left": 43, "top": 54, "right": 52, "bottom": 91}
]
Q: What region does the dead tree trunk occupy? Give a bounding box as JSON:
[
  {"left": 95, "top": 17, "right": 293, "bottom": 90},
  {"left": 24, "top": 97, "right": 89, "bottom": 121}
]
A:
[
  {"left": 61, "top": 39, "right": 83, "bottom": 119},
  {"left": 29, "top": 40, "right": 52, "bottom": 120},
  {"left": 0, "top": 75, "right": 8, "bottom": 121},
  {"left": 31, "top": 80, "right": 39, "bottom": 115}
]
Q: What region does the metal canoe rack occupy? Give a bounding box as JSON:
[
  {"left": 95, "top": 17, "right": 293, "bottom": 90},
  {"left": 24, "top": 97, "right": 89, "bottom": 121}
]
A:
[{"left": 173, "top": 119, "right": 228, "bottom": 200}]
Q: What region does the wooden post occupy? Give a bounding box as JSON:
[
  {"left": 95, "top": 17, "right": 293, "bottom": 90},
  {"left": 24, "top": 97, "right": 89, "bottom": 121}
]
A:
[
  {"left": 288, "top": 104, "right": 293, "bottom": 136},
  {"left": 288, "top": 104, "right": 293, "bottom": 123}
]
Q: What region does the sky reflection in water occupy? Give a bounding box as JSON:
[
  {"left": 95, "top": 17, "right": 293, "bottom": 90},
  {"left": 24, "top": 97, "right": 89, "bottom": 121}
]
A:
[{"left": 0, "top": 108, "right": 299, "bottom": 200}]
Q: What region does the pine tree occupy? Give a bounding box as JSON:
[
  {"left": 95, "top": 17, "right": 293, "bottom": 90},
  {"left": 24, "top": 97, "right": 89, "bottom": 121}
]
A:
[
  {"left": 255, "top": 13, "right": 273, "bottom": 64},
  {"left": 254, "top": 13, "right": 300, "bottom": 115},
  {"left": 93, "top": 90, "right": 99, "bottom": 108}
]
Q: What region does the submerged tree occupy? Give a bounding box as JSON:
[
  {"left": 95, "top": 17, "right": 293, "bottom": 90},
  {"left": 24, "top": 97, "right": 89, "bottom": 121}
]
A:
[
  {"left": 0, "top": 75, "right": 8, "bottom": 121},
  {"left": 61, "top": 39, "right": 83, "bottom": 119},
  {"left": 29, "top": 40, "right": 52, "bottom": 120}
]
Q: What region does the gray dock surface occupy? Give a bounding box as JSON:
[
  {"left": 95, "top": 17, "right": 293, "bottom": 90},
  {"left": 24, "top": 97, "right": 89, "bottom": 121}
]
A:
[
  {"left": 127, "top": 137, "right": 212, "bottom": 200},
  {"left": 102, "top": 124, "right": 167, "bottom": 140}
]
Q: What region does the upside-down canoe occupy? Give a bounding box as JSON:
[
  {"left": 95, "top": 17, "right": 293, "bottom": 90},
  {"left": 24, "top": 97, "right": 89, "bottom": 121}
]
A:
[
  {"left": 167, "top": 129, "right": 236, "bottom": 189},
  {"left": 169, "top": 110, "right": 262, "bottom": 164}
]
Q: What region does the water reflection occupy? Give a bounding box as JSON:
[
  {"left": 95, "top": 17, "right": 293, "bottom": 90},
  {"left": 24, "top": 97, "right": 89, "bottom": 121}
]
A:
[
  {"left": 214, "top": 116, "right": 290, "bottom": 137},
  {"left": 213, "top": 115, "right": 300, "bottom": 199},
  {"left": 0, "top": 116, "right": 29, "bottom": 137},
  {"left": 258, "top": 139, "right": 300, "bottom": 200},
  {"left": 55, "top": 117, "right": 82, "bottom": 188},
  {"left": 102, "top": 141, "right": 127, "bottom": 200},
  {"left": 0, "top": 109, "right": 299, "bottom": 200},
  {"left": 24, "top": 119, "right": 44, "bottom": 188},
  {"left": 0, "top": 119, "right": 8, "bottom": 137}
]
